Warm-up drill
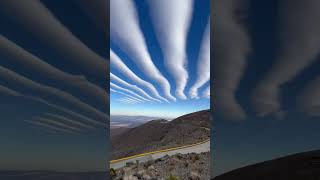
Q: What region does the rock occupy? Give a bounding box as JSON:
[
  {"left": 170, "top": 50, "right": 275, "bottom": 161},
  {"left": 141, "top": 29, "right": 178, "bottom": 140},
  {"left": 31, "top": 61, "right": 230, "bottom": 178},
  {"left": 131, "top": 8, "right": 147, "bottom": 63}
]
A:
[
  {"left": 188, "top": 172, "right": 200, "bottom": 180},
  {"left": 143, "top": 174, "right": 152, "bottom": 180}
]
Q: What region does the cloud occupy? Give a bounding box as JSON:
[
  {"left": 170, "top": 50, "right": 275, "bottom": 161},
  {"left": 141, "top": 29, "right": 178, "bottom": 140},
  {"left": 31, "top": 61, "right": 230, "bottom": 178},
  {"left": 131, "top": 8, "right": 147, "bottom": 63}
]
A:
[
  {"left": 0, "top": 35, "right": 108, "bottom": 108},
  {"left": 119, "top": 97, "right": 140, "bottom": 104},
  {"left": 24, "top": 119, "right": 79, "bottom": 135},
  {"left": 110, "top": 49, "right": 169, "bottom": 102},
  {"left": 110, "top": 88, "right": 144, "bottom": 103},
  {"left": 111, "top": 73, "right": 162, "bottom": 103},
  {"left": 44, "top": 113, "right": 96, "bottom": 130},
  {"left": 203, "top": 86, "right": 210, "bottom": 98},
  {"left": 33, "top": 116, "right": 85, "bottom": 132},
  {"left": 0, "top": 84, "right": 107, "bottom": 128},
  {"left": 251, "top": 0, "right": 320, "bottom": 117},
  {"left": 147, "top": 0, "right": 194, "bottom": 99},
  {"left": 110, "top": 0, "right": 176, "bottom": 101},
  {"left": 0, "top": 0, "right": 108, "bottom": 78},
  {"left": 213, "top": 0, "right": 251, "bottom": 121},
  {"left": 110, "top": 82, "right": 150, "bottom": 102},
  {"left": 0, "top": 84, "right": 21, "bottom": 97},
  {"left": 296, "top": 76, "right": 320, "bottom": 117},
  {"left": 0, "top": 66, "right": 108, "bottom": 122},
  {"left": 189, "top": 18, "right": 210, "bottom": 98}
]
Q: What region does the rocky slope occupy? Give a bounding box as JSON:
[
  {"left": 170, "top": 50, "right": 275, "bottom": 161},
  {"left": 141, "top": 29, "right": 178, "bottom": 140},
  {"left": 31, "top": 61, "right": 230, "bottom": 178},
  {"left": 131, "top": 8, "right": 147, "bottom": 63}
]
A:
[
  {"left": 111, "top": 152, "right": 210, "bottom": 180},
  {"left": 111, "top": 110, "right": 210, "bottom": 159}
]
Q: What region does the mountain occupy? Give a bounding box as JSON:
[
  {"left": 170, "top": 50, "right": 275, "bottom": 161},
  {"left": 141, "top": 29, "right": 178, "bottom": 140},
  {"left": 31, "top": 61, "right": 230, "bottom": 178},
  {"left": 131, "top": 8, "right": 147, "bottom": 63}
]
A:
[
  {"left": 111, "top": 110, "right": 210, "bottom": 159},
  {"left": 213, "top": 150, "right": 320, "bottom": 180},
  {"left": 110, "top": 115, "right": 161, "bottom": 129}
]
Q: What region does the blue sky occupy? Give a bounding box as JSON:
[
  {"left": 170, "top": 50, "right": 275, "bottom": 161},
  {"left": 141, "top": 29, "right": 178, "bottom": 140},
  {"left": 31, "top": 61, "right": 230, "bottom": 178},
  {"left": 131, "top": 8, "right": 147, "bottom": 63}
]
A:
[{"left": 110, "top": 0, "right": 210, "bottom": 118}]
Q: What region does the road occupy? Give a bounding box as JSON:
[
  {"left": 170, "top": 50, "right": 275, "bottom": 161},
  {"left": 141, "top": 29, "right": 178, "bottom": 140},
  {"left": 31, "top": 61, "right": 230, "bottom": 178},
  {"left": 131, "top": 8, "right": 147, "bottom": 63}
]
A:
[{"left": 110, "top": 139, "right": 210, "bottom": 169}]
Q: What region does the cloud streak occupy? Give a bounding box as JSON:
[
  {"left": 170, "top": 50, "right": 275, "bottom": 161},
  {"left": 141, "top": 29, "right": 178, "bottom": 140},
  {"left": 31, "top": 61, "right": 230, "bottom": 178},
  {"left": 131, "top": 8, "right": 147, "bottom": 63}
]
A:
[
  {"left": 0, "top": 0, "right": 108, "bottom": 78},
  {"left": 24, "top": 120, "right": 79, "bottom": 135},
  {"left": 33, "top": 116, "right": 84, "bottom": 132},
  {"left": 189, "top": 18, "right": 210, "bottom": 98},
  {"left": 110, "top": 82, "right": 150, "bottom": 102},
  {"left": 213, "top": 0, "right": 251, "bottom": 120},
  {"left": 147, "top": 0, "right": 194, "bottom": 99},
  {"left": 110, "top": 49, "right": 169, "bottom": 102},
  {"left": 44, "top": 113, "right": 96, "bottom": 130},
  {"left": 203, "top": 86, "right": 210, "bottom": 98},
  {"left": 0, "top": 35, "right": 108, "bottom": 108},
  {"left": 0, "top": 66, "right": 108, "bottom": 122},
  {"left": 251, "top": 0, "right": 320, "bottom": 117},
  {"left": 297, "top": 76, "right": 320, "bottom": 117},
  {"left": 111, "top": 73, "right": 162, "bottom": 103},
  {"left": 110, "top": 0, "right": 176, "bottom": 101},
  {"left": 0, "top": 84, "right": 107, "bottom": 128}
]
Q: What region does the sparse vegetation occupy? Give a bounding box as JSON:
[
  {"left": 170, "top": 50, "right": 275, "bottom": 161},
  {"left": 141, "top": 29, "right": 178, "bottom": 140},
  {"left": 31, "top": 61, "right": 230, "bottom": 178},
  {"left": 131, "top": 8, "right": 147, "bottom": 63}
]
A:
[
  {"left": 166, "top": 174, "right": 178, "bottom": 180},
  {"left": 110, "top": 168, "right": 116, "bottom": 178}
]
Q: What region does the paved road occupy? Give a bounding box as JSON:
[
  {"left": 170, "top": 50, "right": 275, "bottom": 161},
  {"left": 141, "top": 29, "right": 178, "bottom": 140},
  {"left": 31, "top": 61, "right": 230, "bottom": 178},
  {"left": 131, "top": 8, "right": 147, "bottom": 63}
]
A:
[{"left": 110, "top": 140, "right": 210, "bottom": 169}]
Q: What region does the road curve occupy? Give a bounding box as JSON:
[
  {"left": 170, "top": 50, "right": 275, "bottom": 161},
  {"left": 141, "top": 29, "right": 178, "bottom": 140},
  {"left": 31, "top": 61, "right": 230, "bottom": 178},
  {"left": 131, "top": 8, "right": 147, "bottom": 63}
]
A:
[{"left": 110, "top": 139, "right": 210, "bottom": 169}]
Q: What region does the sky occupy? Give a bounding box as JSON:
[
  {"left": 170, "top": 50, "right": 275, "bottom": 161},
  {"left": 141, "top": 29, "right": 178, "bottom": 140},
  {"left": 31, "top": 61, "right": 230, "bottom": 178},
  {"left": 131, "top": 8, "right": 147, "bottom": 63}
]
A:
[
  {"left": 213, "top": 0, "right": 320, "bottom": 176},
  {"left": 110, "top": 0, "right": 210, "bottom": 119},
  {"left": 0, "top": 0, "right": 108, "bottom": 171}
]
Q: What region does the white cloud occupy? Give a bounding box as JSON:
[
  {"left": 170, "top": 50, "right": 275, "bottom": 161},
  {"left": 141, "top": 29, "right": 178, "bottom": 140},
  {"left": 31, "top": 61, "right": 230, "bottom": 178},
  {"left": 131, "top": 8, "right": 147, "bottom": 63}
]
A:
[
  {"left": 189, "top": 18, "right": 210, "bottom": 98},
  {"left": 111, "top": 73, "right": 162, "bottom": 103},
  {"left": 147, "top": 0, "right": 194, "bottom": 99},
  {"left": 110, "top": 49, "right": 169, "bottom": 102},
  {"left": 110, "top": 0, "right": 176, "bottom": 101},
  {"left": 203, "top": 86, "right": 210, "bottom": 98},
  {"left": 110, "top": 82, "right": 150, "bottom": 102}
]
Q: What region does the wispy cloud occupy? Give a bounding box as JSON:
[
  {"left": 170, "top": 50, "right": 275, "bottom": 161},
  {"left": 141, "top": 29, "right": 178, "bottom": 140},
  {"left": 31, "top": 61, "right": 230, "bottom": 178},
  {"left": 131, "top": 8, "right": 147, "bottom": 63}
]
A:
[
  {"left": 44, "top": 113, "right": 96, "bottom": 130},
  {"left": 24, "top": 119, "right": 79, "bottom": 135},
  {"left": 251, "top": 0, "right": 320, "bottom": 117},
  {"left": 0, "top": 0, "right": 108, "bottom": 78},
  {"left": 33, "top": 116, "right": 84, "bottom": 132},
  {"left": 147, "top": 0, "right": 194, "bottom": 99},
  {"left": 213, "top": 0, "right": 251, "bottom": 121},
  {"left": 118, "top": 97, "right": 141, "bottom": 104},
  {"left": 110, "top": 88, "right": 145, "bottom": 103},
  {"left": 110, "top": 0, "right": 176, "bottom": 101},
  {"left": 0, "top": 84, "right": 107, "bottom": 128},
  {"left": 203, "top": 86, "right": 210, "bottom": 98},
  {"left": 111, "top": 73, "right": 162, "bottom": 103},
  {"left": 110, "top": 82, "right": 150, "bottom": 102},
  {"left": 0, "top": 66, "right": 108, "bottom": 122},
  {"left": 297, "top": 76, "right": 320, "bottom": 117},
  {"left": 110, "top": 49, "right": 169, "bottom": 102},
  {"left": 0, "top": 35, "right": 108, "bottom": 108},
  {"left": 189, "top": 18, "right": 210, "bottom": 98}
]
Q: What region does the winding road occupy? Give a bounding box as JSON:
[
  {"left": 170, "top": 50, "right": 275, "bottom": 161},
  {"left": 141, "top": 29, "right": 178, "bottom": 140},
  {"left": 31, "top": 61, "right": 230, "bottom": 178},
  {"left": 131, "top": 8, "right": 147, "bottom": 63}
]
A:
[{"left": 110, "top": 139, "right": 210, "bottom": 169}]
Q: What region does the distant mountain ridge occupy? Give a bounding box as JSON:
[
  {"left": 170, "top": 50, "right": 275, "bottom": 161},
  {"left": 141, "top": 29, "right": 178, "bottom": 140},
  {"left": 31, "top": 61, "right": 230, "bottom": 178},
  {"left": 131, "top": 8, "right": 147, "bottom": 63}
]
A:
[
  {"left": 213, "top": 150, "right": 320, "bottom": 180},
  {"left": 110, "top": 115, "right": 162, "bottom": 129},
  {"left": 111, "top": 110, "right": 210, "bottom": 159}
]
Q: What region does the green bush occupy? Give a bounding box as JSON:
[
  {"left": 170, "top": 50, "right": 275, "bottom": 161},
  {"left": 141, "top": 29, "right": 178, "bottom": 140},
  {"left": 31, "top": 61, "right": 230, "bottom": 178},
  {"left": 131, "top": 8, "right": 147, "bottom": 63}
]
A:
[{"left": 166, "top": 174, "right": 178, "bottom": 180}]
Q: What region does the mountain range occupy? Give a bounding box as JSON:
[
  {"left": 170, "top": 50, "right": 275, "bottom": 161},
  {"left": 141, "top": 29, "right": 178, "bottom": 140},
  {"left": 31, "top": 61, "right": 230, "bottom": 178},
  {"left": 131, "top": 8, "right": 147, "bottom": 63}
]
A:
[{"left": 111, "top": 110, "right": 210, "bottom": 159}]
